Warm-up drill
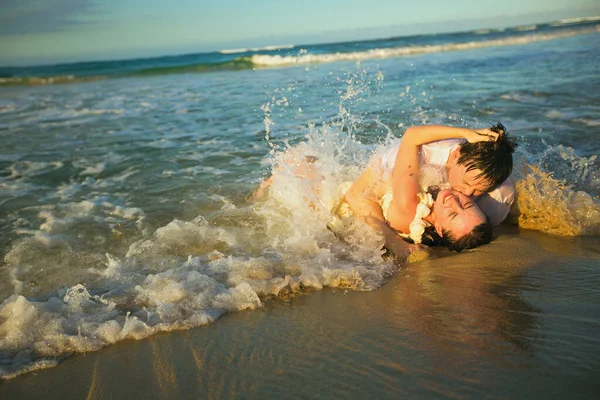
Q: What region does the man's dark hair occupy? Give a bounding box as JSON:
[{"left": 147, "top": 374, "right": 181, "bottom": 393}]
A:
[
  {"left": 420, "top": 218, "right": 493, "bottom": 252},
  {"left": 457, "top": 122, "right": 517, "bottom": 190}
]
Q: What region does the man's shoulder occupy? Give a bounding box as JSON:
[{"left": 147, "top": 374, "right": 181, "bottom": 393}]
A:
[
  {"left": 423, "top": 138, "right": 465, "bottom": 149},
  {"left": 489, "top": 176, "right": 516, "bottom": 203},
  {"left": 421, "top": 139, "right": 464, "bottom": 166},
  {"left": 478, "top": 176, "right": 516, "bottom": 226}
]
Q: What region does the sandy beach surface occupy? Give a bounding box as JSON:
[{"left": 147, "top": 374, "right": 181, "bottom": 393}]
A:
[{"left": 1, "top": 226, "right": 598, "bottom": 399}]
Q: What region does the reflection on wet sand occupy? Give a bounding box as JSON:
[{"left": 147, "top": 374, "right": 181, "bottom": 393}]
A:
[{"left": 390, "top": 244, "right": 541, "bottom": 357}]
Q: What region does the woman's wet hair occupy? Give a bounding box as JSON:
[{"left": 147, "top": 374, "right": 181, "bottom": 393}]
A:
[
  {"left": 427, "top": 185, "right": 441, "bottom": 201},
  {"left": 457, "top": 122, "right": 517, "bottom": 190},
  {"left": 441, "top": 220, "right": 492, "bottom": 251},
  {"left": 419, "top": 220, "right": 492, "bottom": 252}
]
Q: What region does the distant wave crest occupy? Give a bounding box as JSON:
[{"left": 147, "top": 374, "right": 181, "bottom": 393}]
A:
[
  {"left": 218, "top": 44, "right": 295, "bottom": 54},
  {"left": 250, "top": 26, "right": 600, "bottom": 67},
  {"left": 2, "top": 24, "right": 598, "bottom": 86},
  {"left": 550, "top": 15, "right": 600, "bottom": 26}
]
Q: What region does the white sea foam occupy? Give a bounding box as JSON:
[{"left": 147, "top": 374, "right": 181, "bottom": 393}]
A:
[
  {"left": 551, "top": 15, "right": 600, "bottom": 26},
  {"left": 574, "top": 118, "right": 600, "bottom": 127},
  {"left": 1, "top": 161, "right": 65, "bottom": 199},
  {"left": 69, "top": 108, "right": 124, "bottom": 116},
  {"left": 218, "top": 44, "right": 295, "bottom": 54},
  {"left": 11, "top": 107, "right": 125, "bottom": 129},
  {"left": 71, "top": 153, "right": 126, "bottom": 177},
  {"left": 80, "top": 162, "right": 107, "bottom": 176},
  {"left": 0, "top": 118, "right": 395, "bottom": 379},
  {"left": 545, "top": 110, "right": 567, "bottom": 119},
  {"left": 8, "top": 161, "right": 63, "bottom": 179},
  {"left": 0, "top": 194, "right": 388, "bottom": 379},
  {"left": 544, "top": 112, "right": 600, "bottom": 126},
  {"left": 33, "top": 198, "right": 145, "bottom": 236},
  {"left": 97, "top": 167, "right": 139, "bottom": 184},
  {"left": 0, "top": 104, "right": 15, "bottom": 113},
  {"left": 54, "top": 178, "right": 96, "bottom": 200},
  {"left": 500, "top": 91, "right": 549, "bottom": 104},
  {"left": 0, "top": 278, "right": 257, "bottom": 378},
  {"left": 147, "top": 139, "right": 182, "bottom": 149},
  {"left": 250, "top": 27, "right": 600, "bottom": 67}
]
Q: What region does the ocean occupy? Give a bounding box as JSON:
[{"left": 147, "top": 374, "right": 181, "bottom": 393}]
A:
[{"left": 0, "top": 16, "right": 599, "bottom": 396}]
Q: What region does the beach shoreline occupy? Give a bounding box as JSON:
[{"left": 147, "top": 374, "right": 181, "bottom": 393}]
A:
[{"left": 2, "top": 228, "right": 599, "bottom": 399}]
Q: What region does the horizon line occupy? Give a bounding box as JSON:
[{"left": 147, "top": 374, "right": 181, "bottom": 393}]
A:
[{"left": 1, "top": 12, "right": 599, "bottom": 69}]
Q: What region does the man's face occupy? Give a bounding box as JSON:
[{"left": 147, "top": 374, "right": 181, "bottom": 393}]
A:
[{"left": 447, "top": 151, "right": 491, "bottom": 197}]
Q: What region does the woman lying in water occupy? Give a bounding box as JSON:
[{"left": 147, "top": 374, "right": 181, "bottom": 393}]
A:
[{"left": 343, "top": 123, "right": 516, "bottom": 256}]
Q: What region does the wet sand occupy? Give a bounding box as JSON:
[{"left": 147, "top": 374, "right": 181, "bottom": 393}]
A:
[{"left": 1, "top": 227, "right": 599, "bottom": 399}]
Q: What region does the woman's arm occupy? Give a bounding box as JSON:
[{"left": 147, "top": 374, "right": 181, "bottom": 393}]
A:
[{"left": 385, "top": 128, "right": 422, "bottom": 233}]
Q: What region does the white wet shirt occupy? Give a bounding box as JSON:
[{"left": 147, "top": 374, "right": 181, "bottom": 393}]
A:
[{"left": 375, "top": 138, "right": 515, "bottom": 226}]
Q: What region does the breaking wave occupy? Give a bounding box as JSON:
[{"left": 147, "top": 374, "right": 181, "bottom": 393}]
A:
[
  {"left": 2, "top": 24, "right": 598, "bottom": 86},
  {"left": 250, "top": 26, "right": 600, "bottom": 67},
  {"left": 218, "top": 44, "right": 295, "bottom": 54}
]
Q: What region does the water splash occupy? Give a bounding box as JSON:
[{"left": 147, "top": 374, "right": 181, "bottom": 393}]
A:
[
  {"left": 514, "top": 165, "right": 600, "bottom": 236},
  {"left": 0, "top": 67, "right": 397, "bottom": 380}
]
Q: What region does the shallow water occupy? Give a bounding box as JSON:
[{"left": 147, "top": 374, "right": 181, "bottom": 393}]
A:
[
  {"left": 0, "top": 25, "right": 599, "bottom": 380},
  {"left": 0, "top": 229, "right": 598, "bottom": 399}
]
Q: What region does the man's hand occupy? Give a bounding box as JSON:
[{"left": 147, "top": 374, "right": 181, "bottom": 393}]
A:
[{"left": 465, "top": 128, "right": 500, "bottom": 143}]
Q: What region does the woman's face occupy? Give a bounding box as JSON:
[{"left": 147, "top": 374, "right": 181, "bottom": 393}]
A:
[{"left": 431, "top": 189, "right": 487, "bottom": 239}]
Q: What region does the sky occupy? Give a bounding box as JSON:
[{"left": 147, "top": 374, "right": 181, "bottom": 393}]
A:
[{"left": 0, "top": 0, "right": 599, "bottom": 66}]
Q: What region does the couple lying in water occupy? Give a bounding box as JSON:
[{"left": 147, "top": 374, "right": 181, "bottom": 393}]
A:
[{"left": 257, "top": 123, "right": 517, "bottom": 259}]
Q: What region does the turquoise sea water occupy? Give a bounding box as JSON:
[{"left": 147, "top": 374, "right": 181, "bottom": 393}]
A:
[{"left": 0, "top": 19, "right": 599, "bottom": 382}]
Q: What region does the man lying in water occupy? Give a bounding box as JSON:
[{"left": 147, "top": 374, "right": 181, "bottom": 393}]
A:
[
  {"left": 371, "top": 123, "right": 517, "bottom": 226},
  {"left": 344, "top": 123, "right": 517, "bottom": 255}
]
